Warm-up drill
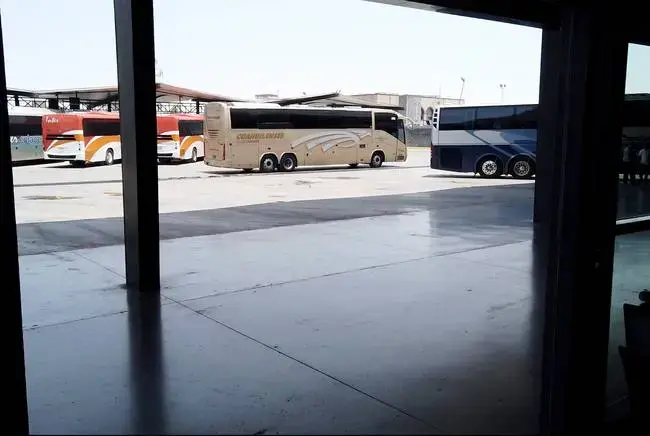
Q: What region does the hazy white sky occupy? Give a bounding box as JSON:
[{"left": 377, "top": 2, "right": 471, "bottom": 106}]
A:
[{"left": 0, "top": 0, "right": 648, "bottom": 104}]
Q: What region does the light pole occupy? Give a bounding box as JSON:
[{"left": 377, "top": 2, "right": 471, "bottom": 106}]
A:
[
  {"left": 459, "top": 77, "right": 466, "bottom": 101},
  {"left": 499, "top": 83, "right": 506, "bottom": 103}
]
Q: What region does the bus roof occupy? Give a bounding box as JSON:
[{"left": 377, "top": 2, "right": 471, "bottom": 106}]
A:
[
  {"left": 219, "top": 102, "right": 399, "bottom": 115},
  {"left": 8, "top": 106, "right": 58, "bottom": 116},
  {"left": 52, "top": 111, "right": 120, "bottom": 120},
  {"left": 156, "top": 113, "right": 203, "bottom": 121},
  {"left": 437, "top": 93, "right": 650, "bottom": 111}
]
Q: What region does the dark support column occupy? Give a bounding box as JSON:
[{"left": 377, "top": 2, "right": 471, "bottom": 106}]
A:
[
  {"left": 533, "top": 29, "right": 564, "bottom": 228},
  {"left": 539, "top": 7, "right": 627, "bottom": 433},
  {"left": 195, "top": 100, "right": 200, "bottom": 114},
  {"left": 535, "top": 25, "right": 565, "bottom": 432},
  {"left": 0, "top": 14, "right": 29, "bottom": 435},
  {"left": 113, "top": 0, "right": 160, "bottom": 292}
]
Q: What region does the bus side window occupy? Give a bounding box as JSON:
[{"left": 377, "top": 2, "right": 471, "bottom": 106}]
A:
[
  {"left": 514, "top": 106, "right": 537, "bottom": 129},
  {"left": 439, "top": 108, "right": 475, "bottom": 130},
  {"left": 83, "top": 119, "right": 121, "bottom": 136},
  {"left": 475, "top": 106, "right": 516, "bottom": 130},
  {"left": 9, "top": 115, "right": 41, "bottom": 136},
  {"left": 375, "top": 113, "right": 400, "bottom": 140}
]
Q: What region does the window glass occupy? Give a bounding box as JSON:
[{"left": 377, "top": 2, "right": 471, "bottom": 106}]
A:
[
  {"left": 439, "top": 107, "right": 475, "bottom": 130},
  {"left": 179, "top": 120, "right": 203, "bottom": 136},
  {"left": 9, "top": 115, "right": 42, "bottom": 136},
  {"left": 474, "top": 106, "right": 516, "bottom": 130},
  {"left": 83, "top": 118, "right": 120, "bottom": 136},
  {"left": 375, "top": 113, "right": 399, "bottom": 140},
  {"left": 514, "top": 105, "right": 537, "bottom": 129}
]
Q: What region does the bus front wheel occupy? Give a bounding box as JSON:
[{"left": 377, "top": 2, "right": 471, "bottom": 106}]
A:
[
  {"left": 260, "top": 154, "right": 277, "bottom": 172},
  {"left": 280, "top": 154, "right": 297, "bottom": 172},
  {"left": 105, "top": 149, "right": 115, "bottom": 166},
  {"left": 370, "top": 151, "right": 384, "bottom": 168},
  {"left": 477, "top": 157, "right": 502, "bottom": 178}
]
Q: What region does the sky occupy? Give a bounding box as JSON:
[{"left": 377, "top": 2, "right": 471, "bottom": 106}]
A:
[{"left": 0, "top": 0, "right": 648, "bottom": 105}]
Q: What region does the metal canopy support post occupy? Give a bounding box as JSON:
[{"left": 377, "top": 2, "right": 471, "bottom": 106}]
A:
[
  {"left": 539, "top": 7, "right": 628, "bottom": 433},
  {"left": 113, "top": 0, "right": 160, "bottom": 292},
  {"left": 0, "top": 13, "right": 29, "bottom": 435}
]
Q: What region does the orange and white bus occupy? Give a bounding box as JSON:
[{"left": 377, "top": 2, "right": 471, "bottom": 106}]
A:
[
  {"left": 42, "top": 112, "right": 121, "bottom": 166},
  {"left": 157, "top": 113, "right": 204, "bottom": 163}
]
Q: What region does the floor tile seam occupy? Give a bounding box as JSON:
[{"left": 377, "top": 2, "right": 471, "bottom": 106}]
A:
[{"left": 167, "top": 296, "right": 445, "bottom": 433}]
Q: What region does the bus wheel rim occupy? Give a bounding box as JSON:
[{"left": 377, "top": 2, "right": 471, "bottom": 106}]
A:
[
  {"left": 514, "top": 161, "right": 530, "bottom": 176},
  {"left": 263, "top": 159, "right": 273, "bottom": 169},
  {"left": 283, "top": 158, "right": 293, "bottom": 170},
  {"left": 482, "top": 160, "right": 497, "bottom": 175},
  {"left": 373, "top": 155, "right": 381, "bottom": 164}
]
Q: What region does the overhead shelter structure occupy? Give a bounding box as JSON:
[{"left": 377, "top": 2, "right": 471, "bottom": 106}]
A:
[{"left": 6, "top": 82, "right": 247, "bottom": 113}]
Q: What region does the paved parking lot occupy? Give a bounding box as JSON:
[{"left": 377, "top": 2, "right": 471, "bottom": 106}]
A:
[{"left": 13, "top": 148, "right": 529, "bottom": 224}]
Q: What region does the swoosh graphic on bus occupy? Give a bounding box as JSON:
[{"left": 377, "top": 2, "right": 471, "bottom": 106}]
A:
[
  {"left": 85, "top": 135, "right": 120, "bottom": 161},
  {"left": 156, "top": 130, "right": 180, "bottom": 145},
  {"left": 179, "top": 135, "right": 203, "bottom": 157},
  {"left": 45, "top": 130, "right": 84, "bottom": 151},
  {"left": 291, "top": 130, "right": 371, "bottom": 152},
  {"left": 45, "top": 139, "right": 77, "bottom": 151},
  {"left": 467, "top": 131, "right": 536, "bottom": 159}
]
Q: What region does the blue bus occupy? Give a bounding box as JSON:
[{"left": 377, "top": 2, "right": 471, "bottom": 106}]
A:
[
  {"left": 430, "top": 104, "right": 537, "bottom": 179},
  {"left": 430, "top": 96, "right": 650, "bottom": 179}
]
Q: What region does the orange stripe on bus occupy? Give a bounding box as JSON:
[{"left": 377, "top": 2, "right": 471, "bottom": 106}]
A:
[
  {"left": 179, "top": 136, "right": 203, "bottom": 157},
  {"left": 85, "top": 135, "right": 120, "bottom": 161}
]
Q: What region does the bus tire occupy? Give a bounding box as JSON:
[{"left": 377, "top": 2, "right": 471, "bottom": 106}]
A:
[
  {"left": 370, "top": 151, "right": 384, "bottom": 168},
  {"left": 260, "top": 154, "right": 277, "bottom": 172},
  {"left": 509, "top": 156, "right": 535, "bottom": 179},
  {"left": 477, "top": 156, "right": 502, "bottom": 178},
  {"left": 190, "top": 147, "right": 198, "bottom": 163},
  {"left": 104, "top": 149, "right": 115, "bottom": 166},
  {"left": 279, "top": 154, "right": 297, "bottom": 172}
]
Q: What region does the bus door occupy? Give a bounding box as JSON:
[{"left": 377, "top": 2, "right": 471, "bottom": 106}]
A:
[{"left": 374, "top": 113, "right": 399, "bottom": 161}]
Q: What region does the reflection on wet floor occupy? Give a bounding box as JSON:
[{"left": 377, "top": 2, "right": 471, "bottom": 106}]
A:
[
  {"left": 20, "top": 184, "right": 540, "bottom": 434},
  {"left": 18, "top": 181, "right": 650, "bottom": 434}
]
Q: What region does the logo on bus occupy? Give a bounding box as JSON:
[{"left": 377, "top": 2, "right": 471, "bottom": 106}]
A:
[
  {"left": 10, "top": 136, "right": 42, "bottom": 144},
  {"left": 45, "top": 117, "right": 59, "bottom": 124},
  {"left": 236, "top": 132, "right": 284, "bottom": 141}
]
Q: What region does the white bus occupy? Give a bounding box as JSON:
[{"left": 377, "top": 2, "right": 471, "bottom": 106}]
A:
[
  {"left": 9, "top": 106, "right": 58, "bottom": 163},
  {"left": 203, "top": 102, "right": 407, "bottom": 172}
]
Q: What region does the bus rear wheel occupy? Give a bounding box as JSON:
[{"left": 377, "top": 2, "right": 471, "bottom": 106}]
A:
[
  {"left": 477, "top": 156, "right": 502, "bottom": 178},
  {"left": 260, "top": 154, "right": 277, "bottom": 172},
  {"left": 510, "top": 157, "right": 535, "bottom": 179}
]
